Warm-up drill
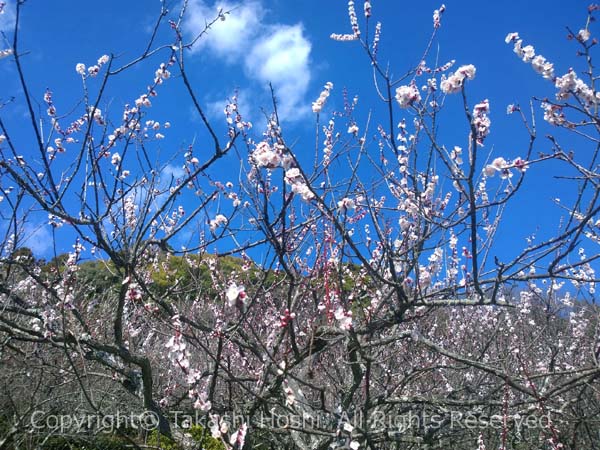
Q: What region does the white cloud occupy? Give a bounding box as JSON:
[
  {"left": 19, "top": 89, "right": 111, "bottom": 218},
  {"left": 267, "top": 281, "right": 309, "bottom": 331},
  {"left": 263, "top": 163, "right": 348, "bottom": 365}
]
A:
[
  {"left": 0, "top": 2, "right": 16, "bottom": 33},
  {"left": 183, "top": 1, "right": 312, "bottom": 122},
  {"left": 245, "top": 25, "right": 311, "bottom": 119},
  {"left": 183, "top": 0, "right": 263, "bottom": 60}
]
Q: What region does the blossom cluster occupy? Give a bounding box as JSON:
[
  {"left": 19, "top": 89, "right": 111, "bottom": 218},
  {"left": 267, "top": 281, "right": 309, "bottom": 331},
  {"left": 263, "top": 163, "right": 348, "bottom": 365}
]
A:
[
  {"left": 334, "top": 306, "right": 353, "bottom": 330},
  {"left": 312, "top": 82, "right": 333, "bottom": 113},
  {"left": 209, "top": 214, "right": 228, "bottom": 232},
  {"left": 224, "top": 95, "right": 252, "bottom": 138},
  {"left": 75, "top": 54, "right": 110, "bottom": 78},
  {"left": 506, "top": 32, "right": 600, "bottom": 111},
  {"left": 505, "top": 32, "right": 555, "bottom": 80},
  {"left": 348, "top": 1, "right": 360, "bottom": 37},
  {"left": 251, "top": 141, "right": 285, "bottom": 169},
  {"left": 555, "top": 69, "right": 600, "bottom": 105},
  {"left": 395, "top": 83, "right": 421, "bottom": 108},
  {"left": 330, "top": 0, "right": 362, "bottom": 41},
  {"left": 483, "top": 156, "right": 528, "bottom": 179},
  {"left": 433, "top": 4, "right": 445, "bottom": 29},
  {"left": 364, "top": 1, "right": 371, "bottom": 18},
  {"left": 322, "top": 118, "right": 337, "bottom": 166},
  {"left": 337, "top": 197, "right": 356, "bottom": 212},
  {"left": 225, "top": 282, "right": 246, "bottom": 308},
  {"left": 440, "top": 64, "right": 476, "bottom": 94},
  {"left": 285, "top": 167, "right": 315, "bottom": 201},
  {"left": 541, "top": 102, "right": 565, "bottom": 126},
  {"left": 471, "top": 99, "right": 491, "bottom": 145}
]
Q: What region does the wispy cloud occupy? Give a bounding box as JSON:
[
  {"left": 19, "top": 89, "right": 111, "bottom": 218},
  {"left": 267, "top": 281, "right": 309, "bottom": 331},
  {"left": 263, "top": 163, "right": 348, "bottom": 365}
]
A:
[
  {"left": 183, "top": 0, "right": 312, "bottom": 122},
  {"left": 183, "top": 0, "right": 264, "bottom": 60},
  {"left": 0, "top": 2, "right": 16, "bottom": 33},
  {"left": 161, "top": 164, "right": 186, "bottom": 181},
  {"left": 22, "top": 222, "right": 53, "bottom": 257},
  {"left": 245, "top": 24, "right": 311, "bottom": 119}
]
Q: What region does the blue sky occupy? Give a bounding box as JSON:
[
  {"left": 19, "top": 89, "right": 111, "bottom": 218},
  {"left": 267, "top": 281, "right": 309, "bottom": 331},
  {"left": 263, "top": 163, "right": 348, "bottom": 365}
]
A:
[{"left": 0, "top": 0, "right": 594, "bottom": 263}]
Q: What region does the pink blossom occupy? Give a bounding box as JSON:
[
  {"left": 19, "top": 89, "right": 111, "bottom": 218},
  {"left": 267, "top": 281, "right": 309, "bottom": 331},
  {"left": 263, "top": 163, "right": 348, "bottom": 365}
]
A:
[
  {"left": 230, "top": 423, "right": 248, "bottom": 448},
  {"left": 472, "top": 99, "right": 491, "bottom": 145},
  {"left": 513, "top": 157, "right": 528, "bottom": 172},
  {"left": 334, "top": 307, "right": 353, "bottom": 330},
  {"left": 283, "top": 380, "right": 295, "bottom": 405}
]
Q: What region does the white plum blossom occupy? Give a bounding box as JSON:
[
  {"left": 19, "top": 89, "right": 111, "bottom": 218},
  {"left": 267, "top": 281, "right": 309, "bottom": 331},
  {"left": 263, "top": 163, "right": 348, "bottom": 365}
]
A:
[
  {"left": 192, "top": 391, "right": 212, "bottom": 411},
  {"left": 209, "top": 214, "right": 228, "bottom": 231},
  {"left": 484, "top": 156, "right": 526, "bottom": 179},
  {"left": 395, "top": 83, "right": 421, "bottom": 108},
  {"left": 154, "top": 62, "right": 171, "bottom": 83},
  {"left": 432, "top": 4, "right": 445, "bottom": 28},
  {"left": 230, "top": 424, "right": 248, "bottom": 448},
  {"left": 290, "top": 180, "right": 315, "bottom": 201},
  {"left": 226, "top": 282, "right": 246, "bottom": 307},
  {"left": 578, "top": 28, "right": 591, "bottom": 42},
  {"left": 554, "top": 69, "right": 600, "bottom": 105},
  {"left": 450, "top": 146, "right": 463, "bottom": 164},
  {"left": 440, "top": 64, "right": 476, "bottom": 94},
  {"left": 348, "top": 0, "right": 360, "bottom": 37},
  {"left": 483, "top": 164, "right": 497, "bottom": 177},
  {"left": 485, "top": 157, "right": 508, "bottom": 177},
  {"left": 334, "top": 307, "right": 353, "bottom": 330},
  {"left": 252, "top": 141, "right": 281, "bottom": 168},
  {"left": 542, "top": 102, "right": 565, "bottom": 126},
  {"left": 209, "top": 415, "right": 229, "bottom": 439},
  {"left": 505, "top": 32, "right": 555, "bottom": 80},
  {"left": 284, "top": 167, "right": 315, "bottom": 201},
  {"left": 531, "top": 55, "right": 555, "bottom": 80},
  {"left": 283, "top": 380, "right": 295, "bottom": 406},
  {"left": 472, "top": 99, "right": 491, "bottom": 145},
  {"left": 88, "top": 65, "right": 100, "bottom": 77},
  {"left": 338, "top": 197, "right": 356, "bottom": 212},
  {"left": 330, "top": 33, "right": 359, "bottom": 41},
  {"left": 285, "top": 167, "right": 301, "bottom": 182},
  {"left": 312, "top": 82, "right": 333, "bottom": 113},
  {"left": 126, "top": 282, "right": 142, "bottom": 301}
]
